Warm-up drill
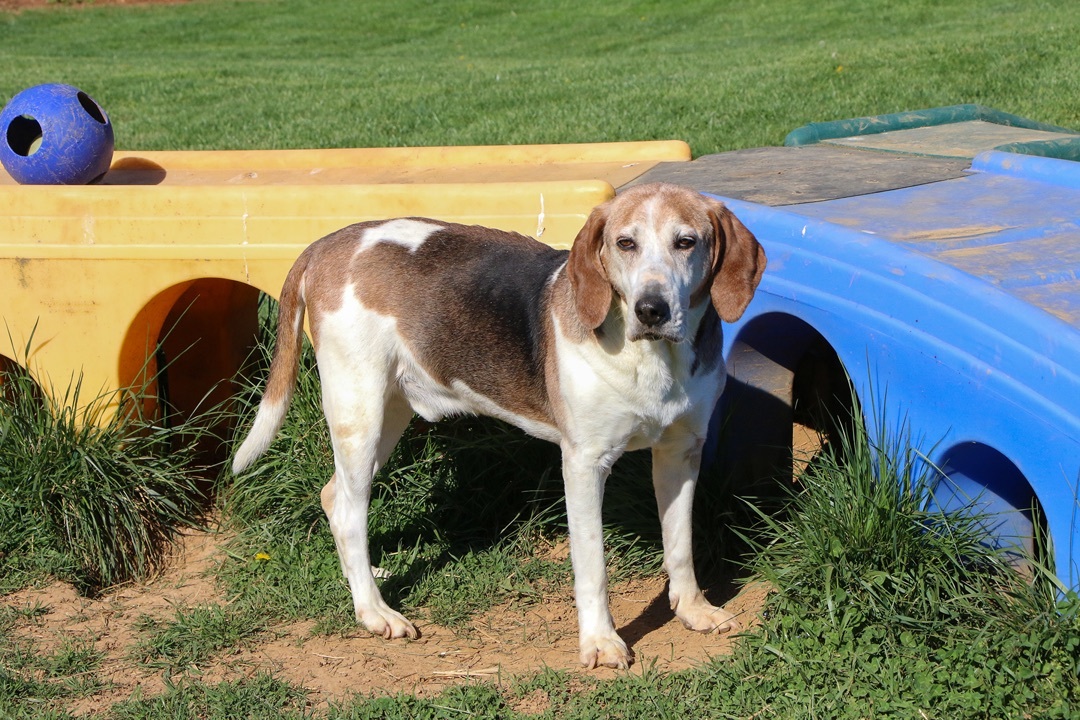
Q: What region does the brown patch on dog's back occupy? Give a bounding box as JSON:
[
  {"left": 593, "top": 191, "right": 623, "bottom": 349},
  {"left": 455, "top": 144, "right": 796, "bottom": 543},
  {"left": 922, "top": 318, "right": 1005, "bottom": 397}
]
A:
[{"left": 350, "top": 222, "right": 569, "bottom": 428}]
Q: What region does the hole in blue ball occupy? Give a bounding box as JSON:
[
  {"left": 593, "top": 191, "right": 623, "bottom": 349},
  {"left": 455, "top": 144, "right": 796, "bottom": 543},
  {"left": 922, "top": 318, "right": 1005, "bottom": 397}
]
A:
[
  {"left": 6, "top": 115, "right": 43, "bottom": 157},
  {"left": 77, "top": 92, "right": 108, "bottom": 125}
]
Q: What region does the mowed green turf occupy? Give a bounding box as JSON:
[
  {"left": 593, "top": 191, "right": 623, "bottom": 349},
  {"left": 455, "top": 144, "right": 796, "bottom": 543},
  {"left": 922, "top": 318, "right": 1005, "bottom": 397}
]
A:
[{"left": 0, "top": 0, "right": 1077, "bottom": 155}]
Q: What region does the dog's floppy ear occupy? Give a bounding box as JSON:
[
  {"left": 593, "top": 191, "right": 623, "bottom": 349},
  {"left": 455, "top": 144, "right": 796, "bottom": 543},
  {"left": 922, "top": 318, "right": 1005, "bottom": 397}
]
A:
[
  {"left": 708, "top": 199, "right": 766, "bottom": 323},
  {"left": 566, "top": 200, "right": 613, "bottom": 330}
]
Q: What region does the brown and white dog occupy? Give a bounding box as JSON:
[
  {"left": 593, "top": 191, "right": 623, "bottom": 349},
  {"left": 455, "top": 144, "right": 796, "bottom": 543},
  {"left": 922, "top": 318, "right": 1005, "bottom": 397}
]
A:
[{"left": 232, "top": 182, "right": 766, "bottom": 669}]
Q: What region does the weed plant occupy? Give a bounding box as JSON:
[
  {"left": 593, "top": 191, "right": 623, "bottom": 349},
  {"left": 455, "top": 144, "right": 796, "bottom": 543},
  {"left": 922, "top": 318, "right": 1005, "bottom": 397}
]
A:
[
  {"left": 131, "top": 604, "right": 268, "bottom": 673},
  {"left": 0, "top": 353, "right": 207, "bottom": 595},
  {"left": 0, "top": 604, "right": 107, "bottom": 717},
  {"left": 109, "top": 672, "right": 309, "bottom": 720},
  {"left": 41, "top": 354, "right": 1073, "bottom": 716}
]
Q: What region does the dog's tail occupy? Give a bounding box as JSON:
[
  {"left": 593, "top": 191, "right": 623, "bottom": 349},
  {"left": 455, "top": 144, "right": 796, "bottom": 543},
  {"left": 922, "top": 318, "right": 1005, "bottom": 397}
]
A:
[{"left": 232, "top": 251, "right": 312, "bottom": 474}]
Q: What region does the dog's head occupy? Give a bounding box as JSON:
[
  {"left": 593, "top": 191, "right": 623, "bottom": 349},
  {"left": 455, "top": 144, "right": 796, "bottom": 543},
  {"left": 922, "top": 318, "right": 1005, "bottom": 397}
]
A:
[{"left": 567, "top": 182, "right": 766, "bottom": 343}]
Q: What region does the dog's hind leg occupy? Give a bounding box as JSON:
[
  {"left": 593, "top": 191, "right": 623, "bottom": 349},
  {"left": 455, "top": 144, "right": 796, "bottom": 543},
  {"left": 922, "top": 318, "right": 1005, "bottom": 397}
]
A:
[{"left": 317, "top": 332, "right": 416, "bottom": 638}]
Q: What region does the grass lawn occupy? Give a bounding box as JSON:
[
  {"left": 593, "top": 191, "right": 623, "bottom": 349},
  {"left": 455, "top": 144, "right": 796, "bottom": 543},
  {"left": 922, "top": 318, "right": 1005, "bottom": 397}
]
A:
[
  {"left": 2, "top": 0, "right": 1080, "bottom": 718},
  {"left": 1, "top": 0, "right": 1078, "bottom": 154}
]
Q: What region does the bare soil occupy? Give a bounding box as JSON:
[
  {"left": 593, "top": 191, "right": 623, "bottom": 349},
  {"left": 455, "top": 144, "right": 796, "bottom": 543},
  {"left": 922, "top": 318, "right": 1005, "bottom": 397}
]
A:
[{"left": 3, "top": 528, "right": 770, "bottom": 714}]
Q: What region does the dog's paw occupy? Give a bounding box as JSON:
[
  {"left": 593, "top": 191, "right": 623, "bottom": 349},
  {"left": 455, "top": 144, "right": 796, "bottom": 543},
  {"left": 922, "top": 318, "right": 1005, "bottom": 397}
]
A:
[
  {"left": 579, "top": 633, "right": 633, "bottom": 670},
  {"left": 675, "top": 597, "right": 739, "bottom": 635},
  {"left": 358, "top": 605, "right": 418, "bottom": 640}
]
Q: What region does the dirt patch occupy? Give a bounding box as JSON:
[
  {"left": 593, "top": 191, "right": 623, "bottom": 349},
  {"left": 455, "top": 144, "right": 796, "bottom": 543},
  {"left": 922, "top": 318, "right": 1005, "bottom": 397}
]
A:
[
  {"left": 4, "top": 529, "right": 223, "bottom": 714},
  {"left": 214, "top": 574, "right": 768, "bottom": 707},
  {"left": 2, "top": 527, "right": 770, "bottom": 714}
]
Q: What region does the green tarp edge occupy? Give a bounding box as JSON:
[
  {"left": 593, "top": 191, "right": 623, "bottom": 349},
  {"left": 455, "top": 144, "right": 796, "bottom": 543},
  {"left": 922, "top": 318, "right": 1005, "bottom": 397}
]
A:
[
  {"left": 784, "top": 104, "right": 1076, "bottom": 148},
  {"left": 994, "top": 137, "right": 1080, "bottom": 163}
]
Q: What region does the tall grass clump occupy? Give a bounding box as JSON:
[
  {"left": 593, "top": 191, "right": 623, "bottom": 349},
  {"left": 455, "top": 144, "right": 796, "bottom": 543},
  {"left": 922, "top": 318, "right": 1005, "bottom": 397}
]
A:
[
  {"left": 727, "top": 407, "right": 1080, "bottom": 718},
  {"left": 0, "top": 354, "right": 206, "bottom": 595},
  {"left": 752, "top": 415, "right": 1022, "bottom": 633}
]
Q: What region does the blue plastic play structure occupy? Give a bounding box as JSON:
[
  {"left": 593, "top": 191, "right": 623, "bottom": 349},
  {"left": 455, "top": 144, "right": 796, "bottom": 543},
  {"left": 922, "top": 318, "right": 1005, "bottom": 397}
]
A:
[{"left": 637, "top": 106, "right": 1080, "bottom": 589}]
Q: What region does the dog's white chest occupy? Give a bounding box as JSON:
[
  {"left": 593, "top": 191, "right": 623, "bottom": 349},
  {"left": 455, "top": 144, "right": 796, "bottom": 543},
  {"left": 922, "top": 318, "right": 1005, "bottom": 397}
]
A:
[{"left": 556, "top": 329, "right": 722, "bottom": 450}]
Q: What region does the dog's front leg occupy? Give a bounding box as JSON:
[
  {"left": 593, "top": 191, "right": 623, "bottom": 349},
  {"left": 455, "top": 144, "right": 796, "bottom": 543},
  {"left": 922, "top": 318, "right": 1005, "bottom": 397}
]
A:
[
  {"left": 653, "top": 432, "right": 739, "bottom": 635},
  {"left": 562, "top": 445, "right": 632, "bottom": 669}
]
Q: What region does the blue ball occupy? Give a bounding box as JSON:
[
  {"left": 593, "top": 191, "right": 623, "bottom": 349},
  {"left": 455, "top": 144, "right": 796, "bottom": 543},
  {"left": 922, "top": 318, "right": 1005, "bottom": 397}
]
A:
[{"left": 0, "top": 84, "right": 114, "bottom": 185}]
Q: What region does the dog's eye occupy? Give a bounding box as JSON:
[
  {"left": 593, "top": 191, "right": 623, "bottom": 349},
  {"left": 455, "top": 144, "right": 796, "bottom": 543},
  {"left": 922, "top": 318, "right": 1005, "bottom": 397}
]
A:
[
  {"left": 616, "top": 237, "right": 637, "bottom": 251},
  {"left": 675, "top": 235, "right": 697, "bottom": 250}
]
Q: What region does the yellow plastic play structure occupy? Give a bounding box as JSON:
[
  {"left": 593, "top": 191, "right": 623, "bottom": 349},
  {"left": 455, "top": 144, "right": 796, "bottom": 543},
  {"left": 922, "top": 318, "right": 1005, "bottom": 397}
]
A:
[{"left": 0, "top": 140, "right": 689, "bottom": 425}]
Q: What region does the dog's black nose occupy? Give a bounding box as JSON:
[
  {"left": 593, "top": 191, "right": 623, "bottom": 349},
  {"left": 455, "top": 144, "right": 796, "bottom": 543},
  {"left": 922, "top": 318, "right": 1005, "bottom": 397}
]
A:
[{"left": 635, "top": 296, "right": 671, "bottom": 327}]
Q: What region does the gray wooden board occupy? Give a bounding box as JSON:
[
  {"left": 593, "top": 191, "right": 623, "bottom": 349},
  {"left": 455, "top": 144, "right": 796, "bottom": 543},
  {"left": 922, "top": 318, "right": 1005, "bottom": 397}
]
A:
[{"left": 622, "top": 145, "right": 971, "bottom": 206}]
